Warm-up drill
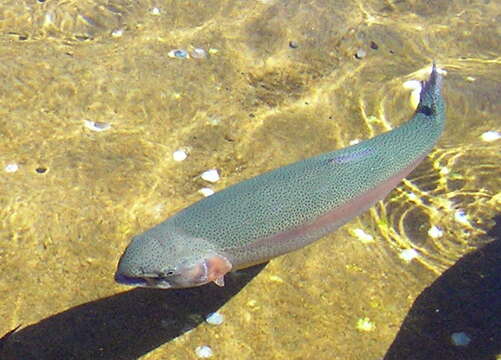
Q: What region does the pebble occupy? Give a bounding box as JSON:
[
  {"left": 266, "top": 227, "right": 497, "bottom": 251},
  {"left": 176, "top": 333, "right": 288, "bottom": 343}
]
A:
[
  {"left": 195, "top": 345, "right": 213, "bottom": 358},
  {"left": 356, "top": 317, "right": 375, "bottom": 332},
  {"left": 168, "top": 49, "right": 189, "bottom": 59},
  {"left": 289, "top": 40, "right": 299, "bottom": 49},
  {"left": 480, "top": 130, "right": 500, "bottom": 142},
  {"left": 111, "top": 28, "right": 124, "bottom": 38},
  {"left": 84, "top": 120, "right": 111, "bottom": 132},
  {"left": 43, "top": 12, "right": 54, "bottom": 27},
  {"left": 399, "top": 248, "right": 419, "bottom": 263},
  {"left": 428, "top": 225, "right": 443, "bottom": 238},
  {"left": 190, "top": 48, "right": 207, "bottom": 59},
  {"left": 269, "top": 275, "right": 284, "bottom": 283},
  {"left": 451, "top": 332, "right": 471, "bottom": 346},
  {"left": 4, "top": 163, "right": 18, "bottom": 173},
  {"left": 355, "top": 49, "right": 366, "bottom": 59},
  {"left": 207, "top": 115, "right": 221, "bottom": 126},
  {"left": 440, "top": 166, "right": 450, "bottom": 175},
  {"left": 150, "top": 7, "right": 161, "bottom": 15},
  {"left": 406, "top": 191, "right": 417, "bottom": 201},
  {"left": 201, "top": 169, "right": 220, "bottom": 183},
  {"left": 199, "top": 187, "right": 215, "bottom": 197},
  {"left": 205, "top": 312, "right": 224, "bottom": 325},
  {"left": 172, "top": 149, "right": 188, "bottom": 162},
  {"left": 352, "top": 228, "right": 374, "bottom": 243},
  {"left": 454, "top": 210, "right": 470, "bottom": 226}
]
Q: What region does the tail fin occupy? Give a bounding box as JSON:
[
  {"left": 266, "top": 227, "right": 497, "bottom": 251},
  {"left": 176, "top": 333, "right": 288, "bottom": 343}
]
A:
[
  {"left": 417, "top": 62, "right": 445, "bottom": 118},
  {"left": 421, "top": 62, "right": 442, "bottom": 97}
]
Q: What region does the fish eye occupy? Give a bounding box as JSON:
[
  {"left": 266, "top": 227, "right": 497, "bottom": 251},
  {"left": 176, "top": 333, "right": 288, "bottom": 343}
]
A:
[{"left": 160, "top": 269, "right": 175, "bottom": 277}]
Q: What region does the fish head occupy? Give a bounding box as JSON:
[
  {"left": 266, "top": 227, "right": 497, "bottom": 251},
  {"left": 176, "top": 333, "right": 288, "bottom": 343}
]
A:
[{"left": 115, "top": 229, "right": 232, "bottom": 289}]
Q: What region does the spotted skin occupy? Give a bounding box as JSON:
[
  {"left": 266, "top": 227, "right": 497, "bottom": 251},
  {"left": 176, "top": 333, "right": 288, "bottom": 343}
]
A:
[{"left": 115, "top": 64, "right": 445, "bottom": 289}]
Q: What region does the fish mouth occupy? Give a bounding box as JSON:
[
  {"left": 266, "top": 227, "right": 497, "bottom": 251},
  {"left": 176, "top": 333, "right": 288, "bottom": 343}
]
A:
[
  {"left": 114, "top": 273, "right": 147, "bottom": 286},
  {"left": 114, "top": 272, "right": 173, "bottom": 289}
]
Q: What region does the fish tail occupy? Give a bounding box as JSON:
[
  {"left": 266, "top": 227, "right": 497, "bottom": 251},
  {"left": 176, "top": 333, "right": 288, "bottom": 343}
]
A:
[{"left": 416, "top": 62, "right": 445, "bottom": 124}]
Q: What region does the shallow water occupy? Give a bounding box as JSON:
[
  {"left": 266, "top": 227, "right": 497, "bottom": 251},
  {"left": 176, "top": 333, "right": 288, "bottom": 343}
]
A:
[{"left": 0, "top": 0, "right": 500, "bottom": 359}]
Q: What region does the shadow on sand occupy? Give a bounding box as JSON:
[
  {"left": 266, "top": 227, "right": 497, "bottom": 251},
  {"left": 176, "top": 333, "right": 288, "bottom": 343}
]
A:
[
  {"left": 384, "top": 215, "right": 501, "bottom": 360},
  {"left": 0, "top": 263, "right": 267, "bottom": 360},
  {"left": 2, "top": 216, "right": 500, "bottom": 360}
]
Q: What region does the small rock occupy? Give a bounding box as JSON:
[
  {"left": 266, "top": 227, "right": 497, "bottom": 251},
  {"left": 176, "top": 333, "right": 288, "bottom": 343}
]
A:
[
  {"left": 84, "top": 120, "right": 111, "bottom": 132},
  {"left": 4, "top": 163, "right": 18, "bottom": 173},
  {"left": 480, "top": 130, "right": 500, "bottom": 142},
  {"left": 201, "top": 169, "right": 220, "bottom": 183},
  {"left": 168, "top": 49, "right": 189, "bottom": 59},
  {"left": 195, "top": 345, "right": 213, "bottom": 358},
  {"left": 206, "top": 312, "right": 224, "bottom": 325},
  {"left": 451, "top": 332, "right": 471, "bottom": 347},
  {"left": 199, "top": 187, "right": 215, "bottom": 197},
  {"left": 356, "top": 317, "right": 376, "bottom": 332},
  {"left": 454, "top": 210, "right": 470, "bottom": 226},
  {"left": 428, "top": 226, "right": 443, "bottom": 239},
  {"left": 172, "top": 149, "right": 188, "bottom": 162},
  {"left": 406, "top": 191, "right": 417, "bottom": 201},
  {"left": 399, "top": 249, "right": 419, "bottom": 263},
  {"left": 352, "top": 228, "right": 374, "bottom": 244},
  {"left": 111, "top": 28, "right": 124, "bottom": 38},
  {"left": 190, "top": 48, "right": 207, "bottom": 59},
  {"left": 355, "top": 49, "right": 366, "bottom": 59}
]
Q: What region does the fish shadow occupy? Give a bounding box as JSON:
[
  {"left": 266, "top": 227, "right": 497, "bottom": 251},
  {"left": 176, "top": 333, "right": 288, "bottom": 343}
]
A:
[
  {"left": 384, "top": 215, "right": 501, "bottom": 360},
  {"left": 0, "top": 263, "right": 267, "bottom": 360}
]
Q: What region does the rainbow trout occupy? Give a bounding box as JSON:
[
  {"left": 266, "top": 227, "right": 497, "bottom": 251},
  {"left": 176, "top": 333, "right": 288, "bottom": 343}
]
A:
[{"left": 115, "top": 64, "right": 445, "bottom": 289}]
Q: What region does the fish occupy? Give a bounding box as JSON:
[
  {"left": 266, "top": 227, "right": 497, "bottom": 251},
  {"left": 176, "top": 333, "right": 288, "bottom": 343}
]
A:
[{"left": 115, "top": 63, "right": 445, "bottom": 289}]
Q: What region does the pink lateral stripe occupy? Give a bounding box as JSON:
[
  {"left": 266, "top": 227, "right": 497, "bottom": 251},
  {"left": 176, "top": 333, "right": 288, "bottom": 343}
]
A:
[{"left": 234, "top": 155, "right": 426, "bottom": 257}]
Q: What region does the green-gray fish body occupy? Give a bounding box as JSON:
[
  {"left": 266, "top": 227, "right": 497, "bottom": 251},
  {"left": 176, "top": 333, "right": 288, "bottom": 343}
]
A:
[{"left": 115, "top": 64, "right": 445, "bottom": 289}]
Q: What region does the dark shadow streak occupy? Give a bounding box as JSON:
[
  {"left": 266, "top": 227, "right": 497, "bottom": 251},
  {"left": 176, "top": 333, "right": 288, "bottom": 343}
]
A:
[
  {"left": 0, "top": 263, "right": 267, "bottom": 360},
  {"left": 384, "top": 215, "right": 501, "bottom": 360}
]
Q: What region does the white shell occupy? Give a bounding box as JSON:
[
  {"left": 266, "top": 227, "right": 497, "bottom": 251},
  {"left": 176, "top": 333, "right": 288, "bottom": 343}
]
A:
[
  {"left": 352, "top": 228, "right": 374, "bottom": 243},
  {"left": 428, "top": 226, "right": 443, "bottom": 238},
  {"left": 198, "top": 187, "right": 215, "bottom": 197},
  {"left": 84, "top": 120, "right": 111, "bottom": 132},
  {"left": 399, "top": 249, "right": 419, "bottom": 262},
  {"left": 195, "top": 345, "right": 213, "bottom": 358},
  {"left": 172, "top": 149, "right": 188, "bottom": 162},
  {"left": 4, "top": 163, "right": 18, "bottom": 173},
  {"left": 480, "top": 130, "right": 500, "bottom": 142},
  {"left": 201, "top": 169, "right": 220, "bottom": 183},
  {"left": 206, "top": 312, "right": 224, "bottom": 325}
]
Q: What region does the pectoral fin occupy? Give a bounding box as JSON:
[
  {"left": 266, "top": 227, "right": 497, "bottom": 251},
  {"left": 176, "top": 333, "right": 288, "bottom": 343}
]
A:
[{"left": 205, "top": 253, "right": 232, "bottom": 287}]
